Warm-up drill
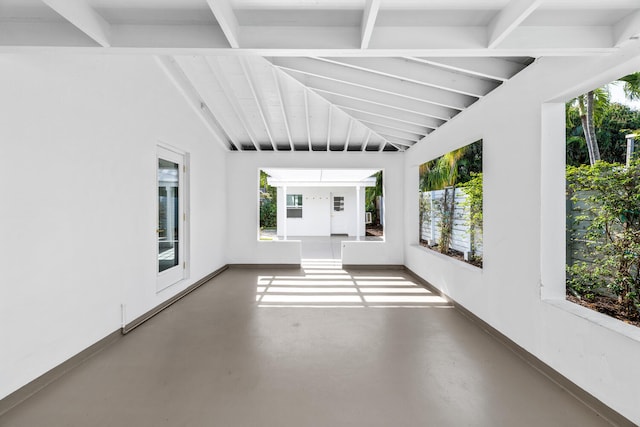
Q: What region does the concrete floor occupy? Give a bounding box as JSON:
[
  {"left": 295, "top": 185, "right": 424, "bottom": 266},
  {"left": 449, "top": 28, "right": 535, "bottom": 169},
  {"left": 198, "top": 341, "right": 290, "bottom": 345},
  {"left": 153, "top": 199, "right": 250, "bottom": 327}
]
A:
[{"left": 1, "top": 263, "right": 613, "bottom": 427}]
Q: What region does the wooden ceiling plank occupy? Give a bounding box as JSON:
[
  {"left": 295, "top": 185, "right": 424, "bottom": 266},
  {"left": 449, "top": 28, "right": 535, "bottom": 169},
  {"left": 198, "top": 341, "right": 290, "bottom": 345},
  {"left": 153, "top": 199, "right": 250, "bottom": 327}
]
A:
[
  {"left": 320, "top": 56, "right": 499, "bottom": 97},
  {"left": 312, "top": 93, "right": 443, "bottom": 129},
  {"left": 206, "top": 57, "right": 260, "bottom": 150},
  {"left": 272, "top": 68, "right": 294, "bottom": 150},
  {"left": 356, "top": 118, "right": 429, "bottom": 137},
  {"left": 155, "top": 56, "right": 235, "bottom": 151},
  {"left": 271, "top": 57, "right": 473, "bottom": 110},
  {"left": 275, "top": 67, "right": 393, "bottom": 152},
  {"left": 240, "top": 57, "right": 276, "bottom": 150},
  {"left": 407, "top": 57, "right": 526, "bottom": 82}
]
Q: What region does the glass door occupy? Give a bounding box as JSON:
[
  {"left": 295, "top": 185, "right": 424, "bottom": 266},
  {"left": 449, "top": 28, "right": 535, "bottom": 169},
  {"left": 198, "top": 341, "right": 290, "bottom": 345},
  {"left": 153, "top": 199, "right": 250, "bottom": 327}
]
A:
[{"left": 157, "top": 147, "right": 185, "bottom": 290}]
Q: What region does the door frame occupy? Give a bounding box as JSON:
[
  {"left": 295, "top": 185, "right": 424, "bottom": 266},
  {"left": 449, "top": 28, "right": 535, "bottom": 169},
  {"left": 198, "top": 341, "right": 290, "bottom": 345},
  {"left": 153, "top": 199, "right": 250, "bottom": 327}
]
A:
[
  {"left": 330, "top": 192, "right": 348, "bottom": 235},
  {"left": 156, "top": 144, "right": 189, "bottom": 292}
]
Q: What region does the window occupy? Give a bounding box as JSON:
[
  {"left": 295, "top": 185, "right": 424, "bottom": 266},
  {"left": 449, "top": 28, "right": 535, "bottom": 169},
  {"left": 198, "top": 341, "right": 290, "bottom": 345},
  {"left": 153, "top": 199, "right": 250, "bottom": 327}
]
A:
[
  {"left": 418, "top": 139, "right": 483, "bottom": 267},
  {"left": 157, "top": 145, "right": 188, "bottom": 291},
  {"left": 286, "top": 194, "right": 303, "bottom": 218},
  {"left": 333, "top": 196, "right": 344, "bottom": 211}
]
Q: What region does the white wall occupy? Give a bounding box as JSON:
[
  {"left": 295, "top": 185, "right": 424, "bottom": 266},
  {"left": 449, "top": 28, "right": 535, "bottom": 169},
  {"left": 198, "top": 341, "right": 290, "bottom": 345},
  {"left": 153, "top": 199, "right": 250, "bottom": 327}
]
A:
[
  {"left": 275, "top": 186, "right": 364, "bottom": 237},
  {"left": 403, "top": 43, "right": 640, "bottom": 423},
  {"left": 227, "top": 152, "right": 403, "bottom": 264},
  {"left": 0, "top": 55, "right": 227, "bottom": 400}
]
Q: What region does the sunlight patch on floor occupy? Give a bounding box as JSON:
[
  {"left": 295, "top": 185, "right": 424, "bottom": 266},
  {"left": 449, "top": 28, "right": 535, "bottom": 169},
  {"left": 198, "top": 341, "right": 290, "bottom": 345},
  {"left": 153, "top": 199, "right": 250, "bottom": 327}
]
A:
[{"left": 256, "top": 259, "right": 451, "bottom": 309}]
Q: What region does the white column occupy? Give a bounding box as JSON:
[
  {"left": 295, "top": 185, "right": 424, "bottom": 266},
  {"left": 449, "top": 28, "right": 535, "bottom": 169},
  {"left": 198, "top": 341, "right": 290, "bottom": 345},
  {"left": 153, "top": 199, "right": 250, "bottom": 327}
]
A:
[
  {"left": 283, "top": 185, "right": 287, "bottom": 240},
  {"left": 356, "top": 186, "right": 361, "bottom": 241},
  {"left": 626, "top": 134, "right": 635, "bottom": 167}
]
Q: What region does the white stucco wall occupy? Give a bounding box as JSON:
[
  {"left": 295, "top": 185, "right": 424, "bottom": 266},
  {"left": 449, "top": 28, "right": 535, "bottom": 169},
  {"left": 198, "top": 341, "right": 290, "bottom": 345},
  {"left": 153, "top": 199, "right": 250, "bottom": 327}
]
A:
[
  {"left": 275, "top": 186, "right": 365, "bottom": 237},
  {"left": 403, "top": 43, "right": 640, "bottom": 423},
  {"left": 226, "top": 152, "right": 402, "bottom": 265},
  {"left": 0, "top": 55, "right": 227, "bottom": 400}
]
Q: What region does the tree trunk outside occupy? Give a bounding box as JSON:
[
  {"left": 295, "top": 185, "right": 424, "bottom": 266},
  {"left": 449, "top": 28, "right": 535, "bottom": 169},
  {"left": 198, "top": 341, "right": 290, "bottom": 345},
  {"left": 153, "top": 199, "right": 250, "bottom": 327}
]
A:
[{"left": 585, "top": 90, "right": 601, "bottom": 165}]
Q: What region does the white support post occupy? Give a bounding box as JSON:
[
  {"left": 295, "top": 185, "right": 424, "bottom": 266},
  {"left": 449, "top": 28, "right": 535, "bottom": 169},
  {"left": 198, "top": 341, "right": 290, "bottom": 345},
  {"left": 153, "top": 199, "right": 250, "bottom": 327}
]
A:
[
  {"left": 627, "top": 134, "right": 636, "bottom": 167},
  {"left": 283, "top": 185, "right": 287, "bottom": 241},
  {"left": 429, "top": 193, "right": 436, "bottom": 246},
  {"left": 356, "top": 186, "right": 361, "bottom": 241}
]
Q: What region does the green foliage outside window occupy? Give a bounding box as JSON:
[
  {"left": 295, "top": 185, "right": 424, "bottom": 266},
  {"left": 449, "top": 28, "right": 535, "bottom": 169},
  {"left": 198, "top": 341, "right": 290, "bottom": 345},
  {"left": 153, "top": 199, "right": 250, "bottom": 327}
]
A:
[
  {"left": 260, "top": 170, "right": 277, "bottom": 228},
  {"left": 566, "top": 159, "right": 640, "bottom": 317}
]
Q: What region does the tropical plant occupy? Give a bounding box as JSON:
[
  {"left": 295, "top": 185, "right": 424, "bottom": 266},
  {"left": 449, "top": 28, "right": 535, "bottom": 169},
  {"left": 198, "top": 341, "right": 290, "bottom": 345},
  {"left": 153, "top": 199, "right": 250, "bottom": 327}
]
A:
[
  {"left": 418, "top": 146, "right": 473, "bottom": 253},
  {"left": 259, "top": 170, "right": 277, "bottom": 228},
  {"left": 569, "top": 88, "right": 609, "bottom": 165},
  {"left": 566, "top": 159, "right": 640, "bottom": 316},
  {"left": 617, "top": 72, "right": 640, "bottom": 101},
  {"left": 365, "top": 171, "right": 383, "bottom": 225},
  {"left": 460, "top": 172, "right": 483, "bottom": 226},
  {"left": 568, "top": 72, "right": 640, "bottom": 166}
]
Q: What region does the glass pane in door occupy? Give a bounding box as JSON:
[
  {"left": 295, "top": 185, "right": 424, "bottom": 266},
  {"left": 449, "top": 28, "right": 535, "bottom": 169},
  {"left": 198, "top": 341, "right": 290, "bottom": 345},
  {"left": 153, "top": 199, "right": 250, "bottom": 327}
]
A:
[{"left": 158, "top": 158, "right": 179, "bottom": 273}]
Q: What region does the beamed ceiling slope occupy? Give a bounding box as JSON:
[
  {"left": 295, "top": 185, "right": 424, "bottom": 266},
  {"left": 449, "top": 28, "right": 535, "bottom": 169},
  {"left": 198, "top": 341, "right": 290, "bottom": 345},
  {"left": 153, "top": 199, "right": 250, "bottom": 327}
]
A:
[{"left": 2, "top": 0, "right": 640, "bottom": 151}]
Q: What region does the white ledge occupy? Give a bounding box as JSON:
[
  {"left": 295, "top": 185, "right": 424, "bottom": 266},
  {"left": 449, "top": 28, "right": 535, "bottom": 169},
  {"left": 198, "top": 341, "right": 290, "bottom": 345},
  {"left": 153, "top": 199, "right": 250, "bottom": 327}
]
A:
[
  {"left": 544, "top": 298, "right": 640, "bottom": 342},
  {"left": 410, "top": 243, "right": 483, "bottom": 274}
]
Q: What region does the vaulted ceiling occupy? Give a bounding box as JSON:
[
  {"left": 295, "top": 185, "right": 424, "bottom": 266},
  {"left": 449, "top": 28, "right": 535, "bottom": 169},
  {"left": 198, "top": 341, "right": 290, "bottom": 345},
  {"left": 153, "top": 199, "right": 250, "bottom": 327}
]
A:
[{"left": 2, "top": 0, "right": 639, "bottom": 152}]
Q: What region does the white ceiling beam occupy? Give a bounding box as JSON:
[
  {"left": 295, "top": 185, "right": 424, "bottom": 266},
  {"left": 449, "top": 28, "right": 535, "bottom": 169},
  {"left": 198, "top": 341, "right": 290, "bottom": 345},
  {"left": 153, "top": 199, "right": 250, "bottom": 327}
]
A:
[
  {"left": 320, "top": 57, "right": 499, "bottom": 97},
  {"left": 272, "top": 68, "right": 293, "bottom": 151},
  {"left": 487, "top": 0, "right": 542, "bottom": 49},
  {"left": 304, "top": 80, "right": 456, "bottom": 121},
  {"left": 377, "top": 135, "right": 414, "bottom": 148},
  {"left": 344, "top": 111, "right": 431, "bottom": 136},
  {"left": 368, "top": 26, "right": 486, "bottom": 50},
  {"left": 206, "top": 0, "right": 240, "bottom": 48},
  {"left": 356, "top": 118, "right": 429, "bottom": 138},
  {"left": 365, "top": 126, "right": 422, "bottom": 143},
  {"left": 613, "top": 10, "right": 640, "bottom": 47},
  {"left": 361, "top": 0, "right": 381, "bottom": 49},
  {"left": 327, "top": 105, "right": 333, "bottom": 151},
  {"left": 362, "top": 130, "right": 372, "bottom": 152},
  {"left": 407, "top": 57, "right": 527, "bottom": 82},
  {"left": 41, "top": 0, "right": 111, "bottom": 47},
  {"left": 292, "top": 71, "right": 455, "bottom": 119},
  {"left": 274, "top": 66, "right": 393, "bottom": 152},
  {"left": 337, "top": 106, "right": 434, "bottom": 132},
  {"left": 344, "top": 119, "right": 354, "bottom": 151},
  {"left": 0, "top": 23, "right": 616, "bottom": 56},
  {"left": 304, "top": 89, "right": 312, "bottom": 151},
  {"left": 155, "top": 56, "right": 234, "bottom": 152},
  {"left": 271, "top": 57, "right": 473, "bottom": 110},
  {"left": 311, "top": 93, "right": 444, "bottom": 129},
  {"left": 239, "top": 57, "right": 276, "bottom": 150},
  {"left": 497, "top": 26, "right": 613, "bottom": 51},
  {"left": 205, "top": 57, "right": 260, "bottom": 151}
]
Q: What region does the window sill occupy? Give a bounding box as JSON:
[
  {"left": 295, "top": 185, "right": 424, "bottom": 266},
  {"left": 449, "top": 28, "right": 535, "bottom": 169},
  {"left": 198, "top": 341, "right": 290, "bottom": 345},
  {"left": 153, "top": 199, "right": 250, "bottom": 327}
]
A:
[
  {"left": 543, "top": 298, "right": 640, "bottom": 342},
  {"left": 410, "top": 243, "right": 483, "bottom": 273}
]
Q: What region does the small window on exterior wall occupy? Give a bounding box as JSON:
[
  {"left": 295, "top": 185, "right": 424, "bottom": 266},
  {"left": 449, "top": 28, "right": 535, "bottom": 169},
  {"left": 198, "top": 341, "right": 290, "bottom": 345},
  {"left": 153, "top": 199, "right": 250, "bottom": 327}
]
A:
[
  {"left": 334, "top": 196, "right": 344, "bottom": 212},
  {"left": 418, "top": 139, "right": 483, "bottom": 268},
  {"left": 287, "top": 194, "right": 303, "bottom": 218},
  {"left": 566, "top": 72, "right": 640, "bottom": 327}
]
